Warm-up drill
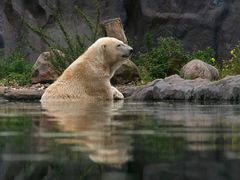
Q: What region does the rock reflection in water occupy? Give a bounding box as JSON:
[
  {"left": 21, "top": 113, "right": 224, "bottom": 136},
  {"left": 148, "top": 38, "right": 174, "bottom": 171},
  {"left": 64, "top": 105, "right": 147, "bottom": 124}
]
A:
[{"left": 41, "top": 100, "right": 133, "bottom": 167}]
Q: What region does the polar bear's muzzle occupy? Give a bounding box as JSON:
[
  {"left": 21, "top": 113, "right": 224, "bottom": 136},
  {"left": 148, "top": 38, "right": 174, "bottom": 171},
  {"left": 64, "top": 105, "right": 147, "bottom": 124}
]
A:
[{"left": 122, "top": 46, "right": 133, "bottom": 58}]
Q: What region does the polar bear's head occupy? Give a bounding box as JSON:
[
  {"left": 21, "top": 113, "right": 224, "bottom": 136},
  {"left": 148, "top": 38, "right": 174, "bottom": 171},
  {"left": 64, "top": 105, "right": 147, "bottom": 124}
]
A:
[
  {"left": 88, "top": 37, "right": 133, "bottom": 77},
  {"left": 92, "top": 37, "right": 133, "bottom": 62},
  {"left": 100, "top": 37, "right": 133, "bottom": 59}
]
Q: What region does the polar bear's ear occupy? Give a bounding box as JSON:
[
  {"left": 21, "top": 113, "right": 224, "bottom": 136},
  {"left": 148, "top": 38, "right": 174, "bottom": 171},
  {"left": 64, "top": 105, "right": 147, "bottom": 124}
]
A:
[
  {"left": 100, "top": 44, "right": 106, "bottom": 55},
  {"left": 101, "top": 44, "right": 106, "bottom": 50}
]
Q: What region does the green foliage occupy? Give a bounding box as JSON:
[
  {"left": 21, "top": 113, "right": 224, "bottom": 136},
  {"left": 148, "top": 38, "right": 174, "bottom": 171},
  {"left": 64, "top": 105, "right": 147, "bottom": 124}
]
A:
[
  {"left": 191, "top": 47, "right": 217, "bottom": 66},
  {"left": 220, "top": 43, "right": 240, "bottom": 77},
  {"left": 0, "top": 50, "right": 32, "bottom": 86},
  {"left": 143, "top": 33, "right": 154, "bottom": 52},
  {"left": 133, "top": 37, "right": 190, "bottom": 81},
  {"left": 23, "top": 0, "right": 102, "bottom": 75}
]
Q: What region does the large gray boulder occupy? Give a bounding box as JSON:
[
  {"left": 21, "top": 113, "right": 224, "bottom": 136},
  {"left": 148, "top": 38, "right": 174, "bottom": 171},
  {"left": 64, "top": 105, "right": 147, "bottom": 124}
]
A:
[
  {"left": 129, "top": 75, "right": 210, "bottom": 101},
  {"left": 126, "top": 74, "right": 240, "bottom": 101},
  {"left": 192, "top": 75, "right": 240, "bottom": 101},
  {"left": 181, "top": 59, "right": 219, "bottom": 81}
]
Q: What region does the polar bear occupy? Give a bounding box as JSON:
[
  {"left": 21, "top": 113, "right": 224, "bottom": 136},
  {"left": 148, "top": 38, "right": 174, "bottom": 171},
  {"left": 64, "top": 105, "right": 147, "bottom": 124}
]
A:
[{"left": 41, "top": 37, "right": 133, "bottom": 102}]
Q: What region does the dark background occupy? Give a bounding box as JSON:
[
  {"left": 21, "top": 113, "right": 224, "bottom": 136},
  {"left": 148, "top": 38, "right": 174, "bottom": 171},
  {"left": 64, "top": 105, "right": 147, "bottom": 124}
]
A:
[{"left": 0, "top": 0, "right": 239, "bottom": 63}]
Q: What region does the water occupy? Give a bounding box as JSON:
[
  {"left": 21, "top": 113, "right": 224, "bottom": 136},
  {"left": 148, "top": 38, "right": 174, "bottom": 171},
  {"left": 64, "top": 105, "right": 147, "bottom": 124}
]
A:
[{"left": 0, "top": 100, "right": 240, "bottom": 180}]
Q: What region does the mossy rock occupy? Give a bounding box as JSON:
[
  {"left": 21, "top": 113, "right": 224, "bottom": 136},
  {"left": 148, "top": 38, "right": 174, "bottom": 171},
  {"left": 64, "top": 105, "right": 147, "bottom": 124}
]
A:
[{"left": 111, "top": 60, "right": 140, "bottom": 85}]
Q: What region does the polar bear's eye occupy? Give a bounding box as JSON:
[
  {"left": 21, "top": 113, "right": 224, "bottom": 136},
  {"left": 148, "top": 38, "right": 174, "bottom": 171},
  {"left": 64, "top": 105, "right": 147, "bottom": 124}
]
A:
[{"left": 117, "top": 44, "right": 121, "bottom": 47}]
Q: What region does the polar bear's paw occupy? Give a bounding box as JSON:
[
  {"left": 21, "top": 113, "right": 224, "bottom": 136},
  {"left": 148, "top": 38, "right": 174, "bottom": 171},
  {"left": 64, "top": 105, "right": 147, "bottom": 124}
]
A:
[{"left": 112, "top": 87, "right": 124, "bottom": 100}]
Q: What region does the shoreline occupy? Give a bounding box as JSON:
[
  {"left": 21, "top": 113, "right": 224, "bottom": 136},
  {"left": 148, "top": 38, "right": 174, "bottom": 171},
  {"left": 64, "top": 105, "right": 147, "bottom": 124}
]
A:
[{"left": 1, "top": 74, "right": 240, "bottom": 102}]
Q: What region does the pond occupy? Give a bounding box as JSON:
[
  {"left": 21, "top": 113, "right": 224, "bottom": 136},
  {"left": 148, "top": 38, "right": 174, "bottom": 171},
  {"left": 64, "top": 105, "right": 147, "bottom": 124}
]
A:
[{"left": 0, "top": 100, "right": 240, "bottom": 180}]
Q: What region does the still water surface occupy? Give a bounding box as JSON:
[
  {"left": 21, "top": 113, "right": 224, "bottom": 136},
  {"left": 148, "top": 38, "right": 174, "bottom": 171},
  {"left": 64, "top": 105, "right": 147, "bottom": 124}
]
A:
[{"left": 0, "top": 100, "right": 240, "bottom": 180}]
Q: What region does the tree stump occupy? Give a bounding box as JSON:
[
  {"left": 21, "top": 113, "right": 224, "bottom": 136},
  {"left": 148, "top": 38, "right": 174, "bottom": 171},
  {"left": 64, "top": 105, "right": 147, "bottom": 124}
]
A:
[{"left": 102, "top": 18, "right": 128, "bottom": 44}]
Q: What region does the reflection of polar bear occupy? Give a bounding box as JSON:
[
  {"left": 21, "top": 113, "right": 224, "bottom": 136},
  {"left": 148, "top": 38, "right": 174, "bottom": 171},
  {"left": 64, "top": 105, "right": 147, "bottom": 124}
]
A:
[
  {"left": 41, "top": 100, "right": 133, "bottom": 167},
  {"left": 41, "top": 37, "right": 133, "bottom": 102}
]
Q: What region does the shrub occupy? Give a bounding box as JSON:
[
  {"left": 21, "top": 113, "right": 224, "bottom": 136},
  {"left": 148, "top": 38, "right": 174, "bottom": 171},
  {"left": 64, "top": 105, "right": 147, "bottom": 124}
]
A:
[
  {"left": 190, "top": 47, "right": 217, "bottom": 66},
  {"left": 143, "top": 33, "right": 154, "bottom": 52},
  {"left": 0, "top": 50, "right": 32, "bottom": 86},
  {"left": 220, "top": 43, "right": 240, "bottom": 77},
  {"left": 133, "top": 37, "right": 190, "bottom": 81}
]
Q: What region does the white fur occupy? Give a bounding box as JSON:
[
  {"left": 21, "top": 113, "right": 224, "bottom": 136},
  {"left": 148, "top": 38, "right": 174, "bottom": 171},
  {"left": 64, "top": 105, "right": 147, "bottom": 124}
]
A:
[{"left": 41, "top": 37, "right": 132, "bottom": 102}]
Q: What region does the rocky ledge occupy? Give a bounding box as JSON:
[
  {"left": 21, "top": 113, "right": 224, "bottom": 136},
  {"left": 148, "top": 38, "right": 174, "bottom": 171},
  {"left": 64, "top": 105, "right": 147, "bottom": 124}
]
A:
[
  {"left": 0, "top": 84, "right": 46, "bottom": 101},
  {"left": 1, "top": 75, "right": 240, "bottom": 102},
  {"left": 123, "top": 75, "right": 240, "bottom": 102}
]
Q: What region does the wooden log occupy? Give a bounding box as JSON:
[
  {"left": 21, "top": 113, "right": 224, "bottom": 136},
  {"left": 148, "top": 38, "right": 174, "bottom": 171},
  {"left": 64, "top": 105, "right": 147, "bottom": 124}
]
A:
[{"left": 102, "top": 18, "right": 128, "bottom": 44}]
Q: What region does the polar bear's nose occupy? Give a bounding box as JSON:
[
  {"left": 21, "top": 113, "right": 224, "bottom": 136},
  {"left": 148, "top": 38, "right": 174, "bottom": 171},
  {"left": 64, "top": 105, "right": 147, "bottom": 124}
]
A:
[{"left": 129, "top": 48, "right": 133, "bottom": 54}]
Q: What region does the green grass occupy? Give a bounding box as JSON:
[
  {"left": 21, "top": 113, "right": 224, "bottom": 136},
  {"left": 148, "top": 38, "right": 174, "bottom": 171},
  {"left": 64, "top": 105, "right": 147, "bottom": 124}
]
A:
[{"left": 0, "top": 50, "right": 32, "bottom": 86}]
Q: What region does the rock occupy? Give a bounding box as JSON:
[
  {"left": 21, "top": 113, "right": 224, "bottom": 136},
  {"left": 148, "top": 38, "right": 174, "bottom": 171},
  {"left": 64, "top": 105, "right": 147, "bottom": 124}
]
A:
[
  {"left": 128, "top": 74, "right": 240, "bottom": 101},
  {"left": 193, "top": 75, "right": 240, "bottom": 101},
  {"left": 2, "top": 1, "right": 240, "bottom": 62},
  {"left": 130, "top": 75, "right": 210, "bottom": 101},
  {"left": 111, "top": 60, "right": 140, "bottom": 85},
  {"left": 1, "top": 0, "right": 126, "bottom": 62},
  {"left": 152, "top": 75, "right": 210, "bottom": 100},
  {"left": 4, "top": 88, "right": 44, "bottom": 101},
  {"left": 125, "top": 0, "right": 239, "bottom": 59},
  {"left": 121, "top": 86, "right": 142, "bottom": 98},
  {"left": 31, "top": 51, "right": 62, "bottom": 84},
  {"left": 181, "top": 59, "right": 219, "bottom": 81}
]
